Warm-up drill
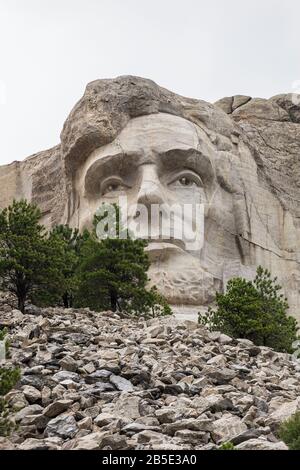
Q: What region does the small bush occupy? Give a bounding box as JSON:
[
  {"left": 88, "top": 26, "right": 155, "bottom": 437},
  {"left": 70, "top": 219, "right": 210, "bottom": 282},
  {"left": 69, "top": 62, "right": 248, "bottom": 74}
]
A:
[
  {"left": 218, "top": 442, "right": 235, "bottom": 450},
  {"left": 0, "top": 329, "right": 20, "bottom": 436},
  {"left": 278, "top": 412, "right": 300, "bottom": 450},
  {"left": 199, "top": 266, "right": 298, "bottom": 353}
]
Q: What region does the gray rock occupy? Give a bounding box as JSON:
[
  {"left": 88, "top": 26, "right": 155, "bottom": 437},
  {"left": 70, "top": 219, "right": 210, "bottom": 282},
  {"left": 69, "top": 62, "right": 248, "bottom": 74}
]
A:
[
  {"left": 65, "top": 431, "right": 109, "bottom": 450},
  {"left": 231, "top": 428, "right": 271, "bottom": 445},
  {"left": 84, "top": 382, "right": 116, "bottom": 396},
  {"left": 59, "top": 356, "right": 78, "bottom": 372},
  {"left": 266, "top": 398, "right": 300, "bottom": 429},
  {"left": 121, "top": 422, "right": 161, "bottom": 435},
  {"left": 235, "top": 438, "right": 288, "bottom": 450},
  {"left": 15, "top": 405, "right": 44, "bottom": 423},
  {"left": 109, "top": 374, "right": 134, "bottom": 392},
  {"left": 175, "top": 429, "right": 209, "bottom": 445},
  {"left": 155, "top": 408, "right": 177, "bottom": 424},
  {"left": 77, "top": 417, "right": 93, "bottom": 430},
  {"left": 19, "top": 438, "right": 59, "bottom": 450},
  {"left": 45, "top": 414, "right": 78, "bottom": 439},
  {"left": 21, "top": 375, "right": 44, "bottom": 390},
  {"left": 20, "top": 413, "right": 49, "bottom": 430},
  {"left": 164, "top": 417, "right": 213, "bottom": 436},
  {"left": 204, "top": 367, "right": 237, "bottom": 384},
  {"left": 53, "top": 371, "right": 80, "bottom": 383},
  {"left": 85, "top": 370, "right": 112, "bottom": 384},
  {"left": 94, "top": 413, "right": 116, "bottom": 427},
  {"left": 43, "top": 400, "right": 73, "bottom": 418},
  {"left": 99, "top": 434, "right": 129, "bottom": 450},
  {"left": 22, "top": 386, "right": 41, "bottom": 404},
  {"left": 211, "top": 415, "right": 247, "bottom": 443}
]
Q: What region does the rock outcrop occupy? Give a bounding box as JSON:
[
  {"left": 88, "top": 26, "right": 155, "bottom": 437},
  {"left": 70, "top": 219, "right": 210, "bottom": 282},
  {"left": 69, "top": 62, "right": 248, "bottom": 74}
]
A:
[
  {"left": 1, "top": 304, "right": 300, "bottom": 450},
  {"left": 0, "top": 77, "right": 300, "bottom": 319}
]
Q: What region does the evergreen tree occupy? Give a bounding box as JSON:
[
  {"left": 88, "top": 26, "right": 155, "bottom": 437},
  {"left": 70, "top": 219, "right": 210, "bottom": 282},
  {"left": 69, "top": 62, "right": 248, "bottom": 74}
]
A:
[
  {"left": 49, "top": 225, "right": 87, "bottom": 308},
  {"left": 76, "top": 204, "right": 171, "bottom": 317},
  {"left": 199, "top": 266, "right": 298, "bottom": 353},
  {"left": 0, "top": 200, "right": 64, "bottom": 312}
]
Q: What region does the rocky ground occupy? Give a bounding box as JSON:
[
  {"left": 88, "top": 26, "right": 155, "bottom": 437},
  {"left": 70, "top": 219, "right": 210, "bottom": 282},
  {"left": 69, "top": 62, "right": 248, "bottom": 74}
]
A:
[{"left": 1, "top": 302, "right": 300, "bottom": 450}]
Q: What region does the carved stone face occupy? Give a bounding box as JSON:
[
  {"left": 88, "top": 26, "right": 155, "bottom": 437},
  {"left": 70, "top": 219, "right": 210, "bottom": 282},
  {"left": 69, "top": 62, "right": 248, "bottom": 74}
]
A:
[
  {"left": 71, "top": 113, "right": 250, "bottom": 304},
  {"left": 1, "top": 76, "right": 298, "bottom": 317}
]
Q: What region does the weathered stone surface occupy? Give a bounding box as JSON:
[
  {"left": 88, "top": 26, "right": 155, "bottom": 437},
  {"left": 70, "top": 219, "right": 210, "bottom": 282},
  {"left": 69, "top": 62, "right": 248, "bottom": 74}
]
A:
[
  {"left": 3, "top": 303, "right": 300, "bottom": 450},
  {"left": 59, "top": 356, "right": 78, "bottom": 372},
  {"left": 94, "top": 413, "right": 116, "bottom": 427},
  {"left": 266, "top": 398, "right": 300, "bottom": 429},
  {"left": 85, "top": 370, "right": 112, "bottom": 384},
  {"left": 14, "top": 405, "right": 44, "bottom": 422},
  {"left": 19, "top": 438, "right": 60, "bottom": 450},
  {"left": 45, "top": 414, "right": 78, "bottom": 439},
  {"left": 22, "top": 386, "right": 41, "bottom": 404},
  {"left": 1, "top": 77, "right": 300, "bottom": 319},
  {"left": 204, "top": 367, "right": 237, "bottom": 384},
  {"left": 109, "top": 374, "right": 134, "bottom": 392},
  {"left": 53, "top": 371, "right": 80, "bottom": 383},
  {"left": 43, "top": 400, "right": 73, "bottom": 418},
  {"left": 235, "top": 438, "right": 288, "bottom": 450},
  {"left": 211, "top": 415, "right": 247, "bottom": 443},
  {"left": 65, "top": 431, "right": 108, "bottom": 450}
]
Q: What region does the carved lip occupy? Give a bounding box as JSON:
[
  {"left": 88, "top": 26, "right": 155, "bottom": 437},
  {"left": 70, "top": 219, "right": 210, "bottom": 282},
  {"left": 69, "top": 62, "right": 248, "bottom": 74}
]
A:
[{"left": 145, "top": 238, "right": 185, "bottom": 254}]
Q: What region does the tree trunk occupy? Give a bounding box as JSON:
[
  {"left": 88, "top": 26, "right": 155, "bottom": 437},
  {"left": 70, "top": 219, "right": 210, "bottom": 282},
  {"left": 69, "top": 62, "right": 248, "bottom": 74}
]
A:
[
  {"left": 18, "top": 296, "right": 25, "bottom": 314},
  {"left": 110, "top": 291, "right": 117, "bottom": 312},
  {"left": 62, "top": 292, "right": 69, "bottom": 308}
]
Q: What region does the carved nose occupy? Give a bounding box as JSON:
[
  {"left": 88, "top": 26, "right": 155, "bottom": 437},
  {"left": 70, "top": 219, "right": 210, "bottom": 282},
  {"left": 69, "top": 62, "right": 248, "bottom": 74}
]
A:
[{"left": 136, "top": 165, "right": 165, "bottom": 208}]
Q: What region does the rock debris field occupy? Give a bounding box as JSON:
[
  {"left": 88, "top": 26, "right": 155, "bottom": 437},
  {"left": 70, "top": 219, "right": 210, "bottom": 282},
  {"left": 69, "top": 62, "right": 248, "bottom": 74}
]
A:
[{"left": 1, "top": 304, "right": 300, "bottom": 450}]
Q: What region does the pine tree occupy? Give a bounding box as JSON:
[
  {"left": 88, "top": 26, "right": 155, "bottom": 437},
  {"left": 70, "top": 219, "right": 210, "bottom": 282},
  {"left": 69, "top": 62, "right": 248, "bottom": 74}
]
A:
[
  {"left": 0, "top": 200, "right": 65, "bottom": 312},
  {"left": 199, "top": 266, "right": 298, "bottom": 353},
  {"left": 49, "top": 225, "right": 87, "bottom": 308},
  {"left": 76, "top": 204, "right": 171, "bottom": 317}
]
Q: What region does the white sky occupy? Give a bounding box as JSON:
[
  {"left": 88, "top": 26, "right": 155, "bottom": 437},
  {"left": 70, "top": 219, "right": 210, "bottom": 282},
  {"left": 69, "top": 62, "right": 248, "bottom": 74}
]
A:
[{"left": 0, "top": 0, "right": 300, "bottom": 165}]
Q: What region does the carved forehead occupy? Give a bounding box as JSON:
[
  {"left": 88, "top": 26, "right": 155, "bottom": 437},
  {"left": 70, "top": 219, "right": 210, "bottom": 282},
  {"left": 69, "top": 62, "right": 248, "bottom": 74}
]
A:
[
  {"left": 116, "top": 113, "right": 199, "bottom": 154},
  {"left": 86, "top": 113, "right": 212, "bottom": 166}
]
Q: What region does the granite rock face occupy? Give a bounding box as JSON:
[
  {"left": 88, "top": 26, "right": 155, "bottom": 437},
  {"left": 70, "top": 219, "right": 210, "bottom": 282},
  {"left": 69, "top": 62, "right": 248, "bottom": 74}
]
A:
[
  {"left": 2, "top": 304, "right": 298, "bottom": 450},
  {"left": 0, "top": 77, "right": 300, "bottom": 319}
]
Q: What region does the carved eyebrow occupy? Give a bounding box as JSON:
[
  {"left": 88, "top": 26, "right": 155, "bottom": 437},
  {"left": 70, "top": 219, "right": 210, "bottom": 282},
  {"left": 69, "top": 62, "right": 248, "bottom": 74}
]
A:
[
  {"left": 86, "top": 152, "right": 138, "bottom": 177},
  {"left": 160, "top": 148, "right": 214, "bottom": 184},
  {"left": 84, "top": 152, "right": 138, "bottom": 195}
]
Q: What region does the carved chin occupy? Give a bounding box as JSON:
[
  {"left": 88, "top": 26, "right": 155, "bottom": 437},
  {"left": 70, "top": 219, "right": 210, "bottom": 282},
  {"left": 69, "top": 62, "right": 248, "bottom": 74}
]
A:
[{"left": 147, "top": 253, "right": 221, "bottom": 305}]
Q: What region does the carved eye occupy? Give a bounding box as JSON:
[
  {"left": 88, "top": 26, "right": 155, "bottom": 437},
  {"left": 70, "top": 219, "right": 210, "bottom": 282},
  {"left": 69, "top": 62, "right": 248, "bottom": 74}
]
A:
[
  {"left": 178, "top": 177, "right": 194, "bottom": 187},
  {"left": 106, "top": 183, "right": 121, "bottom": 193},
  {"left": 101, "top": 178, "right": 129, "bottom": 196},
  {"left": 169, "top": 172, "right": 203, "bottom": 189}
]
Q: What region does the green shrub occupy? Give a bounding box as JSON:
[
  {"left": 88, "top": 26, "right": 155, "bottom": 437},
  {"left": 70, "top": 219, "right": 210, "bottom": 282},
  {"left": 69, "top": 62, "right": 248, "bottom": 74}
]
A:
[
  {"left": 0, "top": 329, "right": 20, "bottom": 436},
  {"left": 218, "top": 442, "right": 235, "bottom": 450},
  {"left": 199, "top": 266, "right": 298, "bottom": 353},
  {"left": 278, "top": 412, "right": 300, "bottom": 450}
]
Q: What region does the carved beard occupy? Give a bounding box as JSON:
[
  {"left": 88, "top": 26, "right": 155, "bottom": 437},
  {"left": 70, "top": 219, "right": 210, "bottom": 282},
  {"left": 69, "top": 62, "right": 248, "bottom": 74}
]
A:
[{"left": 147, "top": 250, "right": 221, "bottom": 305}]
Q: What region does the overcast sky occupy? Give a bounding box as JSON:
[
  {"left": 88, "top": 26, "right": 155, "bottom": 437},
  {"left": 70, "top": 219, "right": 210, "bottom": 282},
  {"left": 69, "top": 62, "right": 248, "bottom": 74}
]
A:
[{"left": 0, "top": 0, "right": 299, "bottom": 165}]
